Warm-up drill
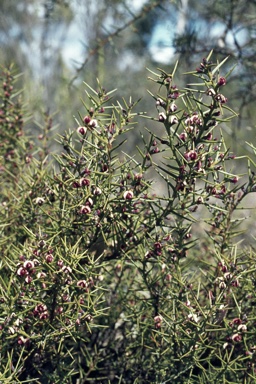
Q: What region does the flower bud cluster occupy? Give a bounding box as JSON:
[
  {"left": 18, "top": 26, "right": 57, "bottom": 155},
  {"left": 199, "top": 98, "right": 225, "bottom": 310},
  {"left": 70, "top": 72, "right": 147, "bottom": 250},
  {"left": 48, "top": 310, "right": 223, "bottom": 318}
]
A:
[
  {"left": 196, "top": 57, "right": 212, "bottom": 73},
  {"left": 216, "top": 261, "right": 240, "bottom": 289}
]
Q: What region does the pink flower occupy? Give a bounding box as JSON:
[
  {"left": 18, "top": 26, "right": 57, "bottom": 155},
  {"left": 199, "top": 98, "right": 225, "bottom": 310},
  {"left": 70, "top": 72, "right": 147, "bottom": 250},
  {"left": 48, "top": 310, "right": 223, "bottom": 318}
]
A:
[
  {"left": 86, "top": 197, "right": 93, "bottom": 207},
  {"left": 25, "top": 275, "right": 33, "bottom": 284},
  {"left": 231, "top": 333, "right": 242, "bottom": 342},
  {"left": 45, "top": 254, "right": 54, "bottom": 263},
  {"left": 23, "top": 260, "right": 34, "bottom": 270},
  {"left": 169, "top": 115, "right": 178, "bottom": 125},
  {"left": 79, "top": 205, "right": 91, "bottom": 214},
  {"left": 77, "top": 280, "right": 88, "bottom": 289},
  {"left": 158, "top": 112, "right": 166, "bottom": 122},
  {"left": 206, "top": 88, "right": 216, "bottom": 96},
  {"left": 17, "top": 267, "right": 28, "bottom": 276},
  {"left": 184, "top": 150, "right": 197, "bottom": 161},
  {"left": 179, "top": 132, "right": 187, "bottom": 142},
  {"left": 61, "top": 266, "right": 72, "bottom": 274},
  {"left": 83, "top": 115, "right": 91, "bottom": 124},
  {"left": 156, "top": 98, "right": 166, "bottom": 107},
  {"left": 93, "top": 186, "right": 102, "bottom": 195},
  {"left": 34, "top": 197, "right": 45, "bottom": 205},
  {"left": 215, "top": 94, "right": 228, "bottom": 104},
  {"left": 77, "top": 126, "right": 87, "bottom": 135},
  {"left": 89, "top": 119, "right": 98, "bottom": 128},
  {"left": 169, "top": 103, "right": 177, "bottom": 112},
  {"left": 37, "top": 272, "right": 47, "bottom": 279},
  {"left": 237, "top": 324, "right": 247, "bottom": 332},
  {"left": 229, "top": 176, "right": 239, "bottom": 183},
  {"left": 123, "top": 190, "right": 134, "bottom": 200},
  {"left": 79, "top": 178, "right": 90, "bottom": 187},
  {"left": 17, "top": 336, "right": 29, "bottom": 346}
]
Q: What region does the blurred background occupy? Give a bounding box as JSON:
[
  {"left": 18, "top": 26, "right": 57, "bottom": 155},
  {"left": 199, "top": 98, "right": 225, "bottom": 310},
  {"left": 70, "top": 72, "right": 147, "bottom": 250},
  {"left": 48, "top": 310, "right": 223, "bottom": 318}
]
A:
[{"left": 1, "top": 0, "right": 256, "bottom": 154}]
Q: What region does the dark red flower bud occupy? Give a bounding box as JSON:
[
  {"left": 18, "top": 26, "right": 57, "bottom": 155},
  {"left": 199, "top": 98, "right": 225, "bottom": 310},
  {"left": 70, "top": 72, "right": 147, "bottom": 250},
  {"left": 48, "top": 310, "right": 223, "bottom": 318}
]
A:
[
  {"left": 218, "top": 77, "right": 226, "bottom": 86},
  {"left": 79, "top": 205, "right": 91, "bottom": 214},
  {"left": 73, "top": 181, "right": 81, "bottom": 188},
  {"left": 83, "top": 116, "right": 91, "bottom": 124},
  {"left": 229, "top": 176, "right": 239, "bottom": 184},
  {"left": 80, "top": 178, "right": 90, "bottom": 187}
]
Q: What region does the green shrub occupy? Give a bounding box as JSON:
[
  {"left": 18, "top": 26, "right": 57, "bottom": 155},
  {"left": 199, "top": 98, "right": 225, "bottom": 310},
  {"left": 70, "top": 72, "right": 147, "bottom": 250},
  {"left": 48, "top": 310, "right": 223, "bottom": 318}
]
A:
[{"left": 1, "top": 53, "right": 256, "bottom": 383}]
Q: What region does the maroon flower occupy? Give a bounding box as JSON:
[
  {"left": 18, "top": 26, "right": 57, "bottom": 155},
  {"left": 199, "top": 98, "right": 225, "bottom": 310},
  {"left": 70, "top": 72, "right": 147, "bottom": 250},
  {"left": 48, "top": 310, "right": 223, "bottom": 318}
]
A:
[
  {"left": 231, "top": 333, "right": 242, "bottom": 342},
  {"left": 23, "top": 260, "right": 34, "bottom": 270},
  {"left": 83, "top": 115, "right": 91, "bottom": 125},
  {"left": 169, "top": 103, "right": 178, "bottom": 112},
  {"left": 229, "top": 176, "right": 239, "bottom": 183},
  {"left": 77, "top": 280, "right": 88, "bottom": 289},
  {"left": 17, "top": 267, "right": 28, "bottom": 277},
  {"left": 45, "top": 254, "right": 54, "bottom": 263},
  {"left": 73, "top": 181, "right": 81, "bottom": 188},
  {"left": 79, "top": 205, "right": 91, "bottom": 214},
  {"left": 154, "top": 315, "right": 163, "bottom": 324},
  {"left": 79, "top": 178, "right": 90, "bottom": 187},
  {"left": 158, "top": 112, "right": 166, "bottom": 122},
  {"left": 93, "top": 186, "right": 102, "bottom": 195},
  {"left": 179, "top": 132, "right": 187, "bottom": 141},
  {"left": 218, "top": 77, "right": 226, "bottom": 86},
  {"left": 215, "top": 94, "right": 228, "bottom": 104},
  {"left": 184, "top": 150, "right": 197, "bottom": 161},
  {"left": 206, "top": 88, "right": 216, "bottom": 97},
  {"left": 169, "top": 115, "right": 178, "bottom": 125},
  {"left": 61, "top": 265, "right": 72, "bottom": 274}
]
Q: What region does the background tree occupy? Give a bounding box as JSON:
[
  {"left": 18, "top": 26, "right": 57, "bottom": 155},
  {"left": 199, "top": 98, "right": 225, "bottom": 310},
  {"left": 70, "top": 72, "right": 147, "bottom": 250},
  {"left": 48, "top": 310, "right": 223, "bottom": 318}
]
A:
[{"left": 0, "top": 0, "right": 255, "bottom": 152}]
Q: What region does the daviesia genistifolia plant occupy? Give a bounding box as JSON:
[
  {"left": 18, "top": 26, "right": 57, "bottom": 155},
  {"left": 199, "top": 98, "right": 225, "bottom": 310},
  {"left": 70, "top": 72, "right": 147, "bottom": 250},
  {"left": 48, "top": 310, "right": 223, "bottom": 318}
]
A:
[{"left": 1, "top": 53, "right": 256, "bottom": 383}]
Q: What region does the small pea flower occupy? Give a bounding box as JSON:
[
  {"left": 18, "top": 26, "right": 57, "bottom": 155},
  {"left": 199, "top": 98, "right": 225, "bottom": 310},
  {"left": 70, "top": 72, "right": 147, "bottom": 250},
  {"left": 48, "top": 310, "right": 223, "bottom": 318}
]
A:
[
  {"left": 229, "top": 176, "right": 239, "bottom": 183},
  {"left": 169, "top": 115, "right": 178, "bottom": 125},
  {"left": 79, "top": 178, "right": 90, "bottom": 187},
  {"left": 237, "top": 324, "right": 247, "bottom": 332},
  {"left": 89, "top": 119, "right": 98, "bottom": 128},
  {"left": 156, "top": 98, "right": 166, "bottom": 108},
  {"left": 80, "top": 205, "right": 91, "bottom": 214},
  {"left": 23, "top": 260, "right": 34, "bottom": 270},
  {"left": 17, "top": 267, "right": 28, "bottom": 276},
  {"left": 207, "top": 88, "right": 216, "bottom": 96},
  {"left": 215, "top": 93, "right": 228, "bottom": 104},
  {"left": 77, "top": 280, "right": 88, "bottom": 289},
  {"left": 83, "top": 116, "right": 91, "bottom": 124},
  {"left": 34, "top": 197, "right": 45, "bottom": 205},
  {"left": 169, "top": 103, "right": 177, "bottom": 112},
  {"left": 158, "top": 112, "right": 166, "bottom": 122},
  {"left": 93, "top": 186, "right": 102, "bottom": 195},
  {"left": 231, "top": 333, "right": 242, "bottom": 342},
  {"left": 77, "top": 126, "right": 87, "bottom": 135},
  {"left": 218, "top": 77, "right": 226, "bottom": 86}
]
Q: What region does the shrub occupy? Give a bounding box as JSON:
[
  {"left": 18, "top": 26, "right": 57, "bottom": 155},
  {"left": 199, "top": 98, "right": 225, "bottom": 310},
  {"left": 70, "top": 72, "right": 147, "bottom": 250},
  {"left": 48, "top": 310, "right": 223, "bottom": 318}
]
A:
[{"left": 1, "top": 53, "right": 256, "bottom": 383}]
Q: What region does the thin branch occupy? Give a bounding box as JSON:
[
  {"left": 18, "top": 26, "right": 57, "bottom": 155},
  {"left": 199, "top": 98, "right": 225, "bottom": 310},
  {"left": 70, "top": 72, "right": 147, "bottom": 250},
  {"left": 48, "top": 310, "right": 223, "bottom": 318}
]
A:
[{"left": 68, "top": 1, "right": 163, "bottom": 87}]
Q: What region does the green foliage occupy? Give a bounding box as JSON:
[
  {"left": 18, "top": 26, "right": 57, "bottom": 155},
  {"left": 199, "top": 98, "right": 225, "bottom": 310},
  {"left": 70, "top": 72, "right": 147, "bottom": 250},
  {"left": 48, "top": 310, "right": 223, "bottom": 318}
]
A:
[{"left": 1, "top": 54, "right": 256, "bottom": 383}]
